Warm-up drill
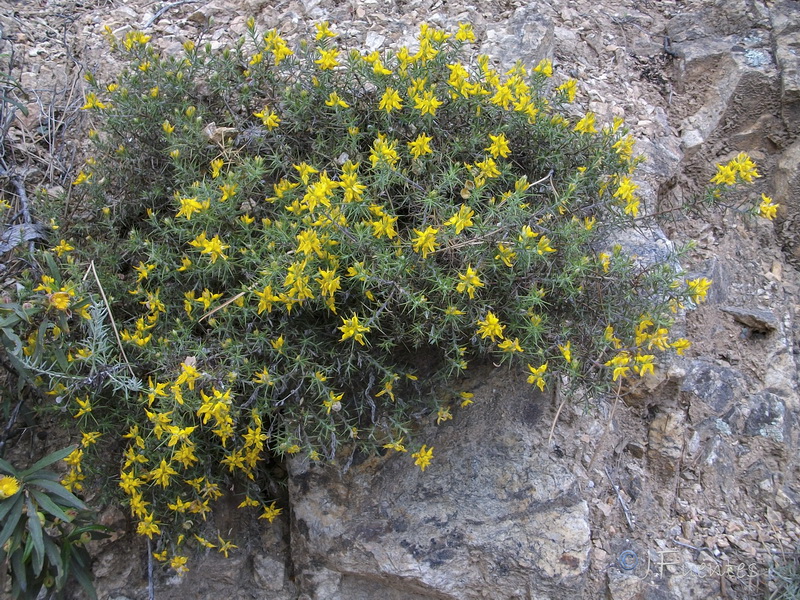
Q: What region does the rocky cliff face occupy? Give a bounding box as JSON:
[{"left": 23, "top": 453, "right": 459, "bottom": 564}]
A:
[{"left": 2, "top": 0, "right": 798, "bottom": 598}]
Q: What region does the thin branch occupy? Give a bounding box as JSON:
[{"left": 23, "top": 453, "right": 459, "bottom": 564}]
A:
[
  {"left": 82, "top": 261, "right": 136, "bottom": 378},
  {"left": 199, "top": 290, "right": 247, "bottom": 322},
  {"left": 143, "top": 0, "right": 201, "bottom": 29},
  {"left": 147, "top": 538, "right": 155, "bottom": 600},
  {"left": 8, "top": 175, "right": 34, "bottom": 253},
  {"left": 547, "top": 384, "right": 567, "bottom": 447},
  {"left": 605, "top": 465, "right": 635, "bottom": 531},
  {"left": 0, "top": 395, "right": 26, "bottom": 459}
]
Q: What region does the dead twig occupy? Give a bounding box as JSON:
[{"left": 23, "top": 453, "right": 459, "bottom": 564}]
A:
[
  {"left": 144, "top": 0, "right": 201, "bottom": 29},
  {"left": 82, "top": 260, "right": 136, "bottom": 378},
  {"left": 605, "top": 465, "right": 635, "bottom": 531},
  {"left": 199, "top": 290, "right": 247, "bottom": 322},
  {"left": 7, "top": 174, "right": 35, "bottom": 254},
  {"left": 547, "top": 381, "right": 567, "bottom": 447},
  {"left": 147, "top": 538, "right": 155, "bottom": 600}
]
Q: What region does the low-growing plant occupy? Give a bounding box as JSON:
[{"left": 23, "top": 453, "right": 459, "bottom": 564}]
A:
[
  {"left": 5, "top": 20, "right": 775, "bottom": 575},
  {"left": 0, "top": 447, "right": 107, "bottom": 599}
]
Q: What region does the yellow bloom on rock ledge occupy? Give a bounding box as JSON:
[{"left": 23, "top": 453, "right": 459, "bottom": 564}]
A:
[
  {"left": 758, "top": 194, "right": 779, "bottom": 220},
  {"left": 412, "top": 445, "right": 434, "bottom": 471}
]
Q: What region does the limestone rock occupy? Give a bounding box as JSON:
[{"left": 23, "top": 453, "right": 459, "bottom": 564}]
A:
[
  {"left": 719, "top": 305, "right": 780, "bottom": 332},
  {"left": 744, "top": 391, "right": 787, "bottom": 442},
  {"left": 772, "top": 0, "right": 800, "bottom": 135},
  {"left": 774, "top": 139, "right": 800, "bottom": 266},
  {"left": 288, "top": 369, "right": 591, "bottom": 600},
  {"left": 647, "top": 408, "right": 685, "bottom": 478},
  {"left": 680, "top": 360, "right": 749, "bottom": 415},
  {"left": 482, "top": 3, "right": 555, "bottom": 70}
]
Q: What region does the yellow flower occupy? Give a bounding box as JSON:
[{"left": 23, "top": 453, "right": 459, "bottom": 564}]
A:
[
  {"left": 210, "top": 158, "right": 224, "bottom": 178},
  {"left": 74, "top": 396, "right": 92, "bottom": 418},
  {"left": 533, "top": 58, "right": 553, "bottom": 77},
  {"left": 51, "top": 239, "right": 74, "bottom": 256},
  {"left": 686, "top": 277, "right": 712, "bottom": 303},
  {"left": 498, "top": 338, "right": 522, "bottom": 353},
  {"left": 614, "top": 177, "right": 638, "bottom": 203},
  {"left": 254, "top": 285, "right": 280, "bottom": 314},
  {"left": 370, "top": 213, "right": 399, "bottom": 239},
  {"left": 556, "top": 79, "right": 577, "bottom": 102},
  {"left": 259, "top": 501, "right": 283, "bottom": 522},
  {"left": 486, "top": 133, "right": 511, "bottom": 158},
  {"left": 456, "top": 265, "right": 484, "bottom": 299},
  {"left": 758, "top": 194, "right": 778, "bottom": 220},
  {"left": 436, "top": 407, "right": 452, "bottom": 424},
  {"left": 379, "top": 87, "right": 403, "bottom": 112},
  {"left": 598, "top": 252, "right": 611, "bottom": 273},
  {"left": 408, "top": 133, "right": 433, "bottom": 159},
  {"left": 315, "top": 47, "right": 339, "bottom": 70},
  {"left": 671, "top": 338, "right": 691, "bottom": 356},
  {"left": 459, "top": 391, "right": 474, "bottom": 407},
  {"left": 169, "top": 555, "right": 189, "bottom": 575},
  {"left": 81, "top": 431, "right": 102, "bottom": 447},
  {"left": 383, "top": 437, "right": 407, "bottom": 452},
  {"left": 605, "top": 352, "right": 631, "bottom": 381},
  {"left": 325, "top": 92, "right": 349, "bottom": 108},
  {"left": 219, "top": 183, "right": 238, "bottom": 202},
  {"left": 526, "top": 363, "right": 548, "bottom": 391},
  {"left": 217, "top": 536, "right": 238, "bottom": 558},
  {"left": 474, "top": 157, "right": 500, "bottom": 179},
  {"left": 190, "top": 232, "right": 229, "bottom": 263},
  {"left": 72, "top": 170, "right": 91, "bottom": 185},
  {"left": 0, "top": 475, "right": 21, "bottom": 499},
  {"left": 412, "top": 445, "right": 434, "bottom": 471},
  {"left": 633, "top": 353, "right": 655, "bottom": 377},
  {"left": 369, "top": 134, "right": 400, "bottom": 169},
  {"left": 444, "top": 205, "right": 474, "bottom": 234},
  {"left": 253, "top": 106, "right": 280, "bottom": 129},
  {"left": 315, "top": 21, "right": 337, "bottom": 40},
  {"left": 495, "top": 243, "right": 517, "bottom": 267},
  {"left": 81, "top": 92, "right": 108, "bottom": 110},
  {"left": 152, "top": 550, "right": 168, "bottom": 562},
  {"left": 49, "top": 291, "right": 71, "bottom": 311},
  {"left": 455, "top": 22, "right": 475, "bottom": 42},
  {"left": 731, "top": 152, "right": 759, "bottom": 183},
  {"left": 411, "top": 226, "right": 439, "bottom": 258},
  {"left": 339, "top": 314, "right": 370, "bottom": 345},
  {"left": 136, "top": 513, "right": 161, "bottom": 538},
  {"left": 490, "top": 84, "right": 513, "bottom": 109},
  {"left": 173, "top": 444, "right": 198, "bottom": 469},
  {"left": 476, "top": 311, "right": 505, "bottom": 342},
  {"left": 574, "top": 112, "right": 597, "bottom": 134},
  {"left": 412, "top": 88, "right": 443, "bottom": 116},
  {"left": 537, "top": 236, "right": 556, "bottom": 255},
  {"left": 559, "top": 341, "right": 572, "bottom": 363},
  {"left": 133, "top": 261, "right": 156, "bottom": 282}
]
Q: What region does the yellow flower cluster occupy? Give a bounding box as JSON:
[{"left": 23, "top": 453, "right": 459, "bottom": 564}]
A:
[{"left": 56, "top": 21, "right": 772, "bottom": 576}]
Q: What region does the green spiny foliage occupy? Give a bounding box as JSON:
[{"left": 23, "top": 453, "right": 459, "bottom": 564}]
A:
[{"left": 3, "top": 20, "right": 774, "bottom": 575}]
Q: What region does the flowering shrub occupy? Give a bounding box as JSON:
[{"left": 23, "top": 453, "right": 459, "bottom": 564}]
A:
[{"left": 6, "top": 20, "right": 774, "bottom": 575}]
